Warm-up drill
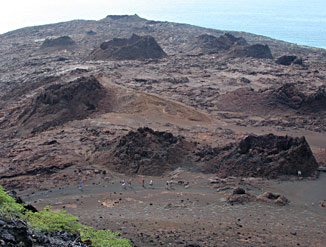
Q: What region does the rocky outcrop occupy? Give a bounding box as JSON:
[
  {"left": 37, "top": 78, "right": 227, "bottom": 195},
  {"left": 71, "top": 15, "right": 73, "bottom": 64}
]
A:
[
  {"left": 276, "top": 55, "right": 303, "bottom": 65},
  {"left": 95, "top": 127, "right": 194, "bottom": 175},
  {"left": 86, "top": 30, "right": 96, "bottom": 36},
  {"left": 256, "top": 192, "right": 290, "bottom": 206},
  {"left": 196, "top": 33, "right": 247, "bottom": 54},
  {"left": 228, "top": 44, "right": 274, "bottom": 59},
  {"left": 303, "top": 85, "right": 326, "bottom": 112},
  {"left": 6, "top": 190, "right": 38, "bottom": 213},
  {"left": 216, "top": 84, "right": 326, "bottom": 114},
  {"left": 103, "top": 14, "right": 147, "bottom": 23},
  {"left": 198, "top": 134, "right": 318, "bottom": 178},
  {"left": 0, "top": 76, "right": 109, "bottom": 136},
  {"left": 320, "top": 200, "right": 326, "bottom": 209},
  {"left": 40, "top": 36, "right": 76, "bottom": 49},
  {"left": 227, "top": 188, "right": 289, "bottom": 205},
  {"left": 0, "top": 216, "right": 87, "bottom": 247},
  {"left": 87, "top": 34, "right": 167, "bottom": 61},
  {"left": 272, "top": 83, "right": 306, "bottom": 109}
]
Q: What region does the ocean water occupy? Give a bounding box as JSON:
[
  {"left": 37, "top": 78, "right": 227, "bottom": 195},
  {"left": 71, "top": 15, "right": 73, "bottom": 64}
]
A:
[
  {"left": 1, "top": 0, "right": 325, "bottom": 49},
  {"left": 142, "top": 0, "right": 326, "bottom": 49}
]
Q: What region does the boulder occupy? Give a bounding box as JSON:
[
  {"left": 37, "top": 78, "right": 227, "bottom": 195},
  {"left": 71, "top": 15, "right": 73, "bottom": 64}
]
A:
[
  {"left": 95, "top": 127, "right": 195, "bottom": 176},
  {"left": 227, "top": 188, "right": 255, "bottom": 204},
  {"left": 0, "top": 216, "right": 87, "bottom": 246},
  {"left": 216, "top": 83, "right": 326, "bottom": 114},
  {"left": 0, "top": 76, "right": 109, "bottom": 136},
  {"left": 40, "top": 36, "right": 76, "bottom": 49},
  {"left": 87, "top": 34, "right": 167, "bottom": 61},
  {"left": 196, "top": 33, "right": 247, "bottom": 54},
  {"left": 303, "top": 85, "right": 326, "bottom": 112},
  {"left": 276, "top": 55, "right": 303, "bottom": 66},
  {"left": 257, "top": 192, "right": 290, "bottom": 206},
  {"left": 228, "top": 44, "right": 274, "bottom": 59},
  {"left": 200, "top": 133, "right": 318, "bottom": 178},
  {"left": 232, "top": 187, "right": 246, "bottom": 195},
  {"left": 272, "top": 83, "right": 305, "bottom": 109},
  {"left": 86, "top": 30, "right": 97, "bottom": 35}
]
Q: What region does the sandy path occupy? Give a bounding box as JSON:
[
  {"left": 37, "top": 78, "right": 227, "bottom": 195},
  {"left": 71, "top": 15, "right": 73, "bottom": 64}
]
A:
[{"left": 19, "top": 173, "right": 326, "bottom": 247}]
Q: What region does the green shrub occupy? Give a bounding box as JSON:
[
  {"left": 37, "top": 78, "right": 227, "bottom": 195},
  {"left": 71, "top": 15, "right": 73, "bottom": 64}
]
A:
[
  {"left": 81, "top": 228, "right": 132, "bottom": 247},
  {"left": 0, "top": 185, "right": 24, "bottom": 217},
  {"left": 0, "top": 186, "right": 132, "bottom": 247},
  {"left": 25, "top": 206, "right": 87, "bottom": 234},
  {"left": 26, "top": 207, "right": 132, "bottom": 246}
]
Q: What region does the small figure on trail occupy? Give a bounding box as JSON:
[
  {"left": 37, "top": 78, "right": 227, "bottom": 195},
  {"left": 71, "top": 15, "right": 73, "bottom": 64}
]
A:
[
  {"left": 142, "top": 178, "right": 145, "bottom": 188},
  {"left": 122, "top": 181, "right": 126, "bottom": 190},
  {"left": 169, "top": 180, "right": 173, "bottom": 189},
  {"left": 149, "top": 180, "right": 153, "bottom": 188},
  {"left": 298, "top": 170, "right": 302, "bottom": 177},
  {"left": 166, "top": 180, "right": 169, "bottom": 190},
  {"left": 79, "top": 181, "right": 83, "bottom": 191},
  {"left": 128, "top": 179, "right": 132, "bottom": 188}
]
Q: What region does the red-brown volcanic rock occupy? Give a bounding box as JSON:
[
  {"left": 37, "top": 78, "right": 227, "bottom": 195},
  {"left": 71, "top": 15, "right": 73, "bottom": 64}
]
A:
[
  {"left": 0, "top": 76, "right": 109, "bottom": 137},
  {"left": 216, "top": 83, "right": 326, "bottom": 114}
]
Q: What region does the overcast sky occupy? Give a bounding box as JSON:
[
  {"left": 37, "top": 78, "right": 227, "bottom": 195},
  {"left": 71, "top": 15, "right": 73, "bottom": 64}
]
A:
[{"left": 0, "top": 0, "right": 207, "bottom": 34}]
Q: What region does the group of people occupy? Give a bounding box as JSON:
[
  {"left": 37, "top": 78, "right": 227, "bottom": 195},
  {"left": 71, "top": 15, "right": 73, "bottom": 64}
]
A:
[
  {"left": 121, "top": 178, "right": 154, "bottom": 190},
  {"left": 121, "top": 179, "right": 133, "bottom": 190},
  {"left": 120, "top": 178, "right": 162, "bottom": 190},
  {"left": 79, "top": 178, "right": 174, "bottom": 191}
]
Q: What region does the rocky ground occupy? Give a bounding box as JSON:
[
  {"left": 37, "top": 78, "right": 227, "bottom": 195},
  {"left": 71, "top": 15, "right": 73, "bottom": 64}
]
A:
[
  {"left": 18, "top": 171, "right": 326, "bottom": 247},
  {"left": 1, "top": 14, "right": 326, "bottom": 246}
]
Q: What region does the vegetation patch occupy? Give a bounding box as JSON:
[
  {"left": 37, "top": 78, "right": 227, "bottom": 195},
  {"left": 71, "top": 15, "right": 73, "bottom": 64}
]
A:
[{"left": 0, "top": 186, "right": 132, "bottom": 247}]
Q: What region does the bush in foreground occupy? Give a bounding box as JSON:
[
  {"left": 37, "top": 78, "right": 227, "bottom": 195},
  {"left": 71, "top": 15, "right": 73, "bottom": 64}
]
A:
[{"left": 0, "top": 186, "right": 132, "bottom": 247}]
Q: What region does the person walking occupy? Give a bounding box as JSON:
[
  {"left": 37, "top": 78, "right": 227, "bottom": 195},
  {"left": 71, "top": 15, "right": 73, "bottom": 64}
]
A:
[
  {"left": 79, "top": 181, "right": 83, "bottom": 191},
  {"left": 122, "top": 181, "right": 126, "bottom": 190},
  {"left": 142, "top": 178, "right": 145, "bottom": 188},
  {"left": 149, "top": 179, "right": 153, "bottom": 188}
]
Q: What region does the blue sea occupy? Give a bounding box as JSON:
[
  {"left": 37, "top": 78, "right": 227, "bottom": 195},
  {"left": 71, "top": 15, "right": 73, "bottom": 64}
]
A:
[
  {"left": 2, "top": 0, "right": 325, "bottom": 49},
  {"left": 141, "top": 0, "right": 326, "bottom": 49}
]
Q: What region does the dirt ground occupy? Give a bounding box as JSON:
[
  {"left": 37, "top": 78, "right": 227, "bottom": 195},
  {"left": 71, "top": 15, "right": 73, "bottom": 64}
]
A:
[
  {"left": 19, "top": 171, "right": 326, "bottom": 247},
  {"left": 2, "top": 14, "right": 326, "bottom": 247}
]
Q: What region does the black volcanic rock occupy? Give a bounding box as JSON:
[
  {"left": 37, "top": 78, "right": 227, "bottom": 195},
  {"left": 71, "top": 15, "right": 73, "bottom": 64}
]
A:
[
  {"left": 103, "top": 14, "right": 146, "bottom": 22},
  {"left": 199, "top": 134, "right": 318, "bottom": 178},
  {"left": 87, "top": 34, "right": 167, "bottom": 60},
  {"left": 0, "top": 216, "right": 87, "bottom": 247},
  {"left": 86, "top": 30, "right": 97, "bottom": 35},
  {"left": 270, "top": 83, "right": 326, "bottom": 112},
  {"left": 40, "top": 36, "right": 76, "bottom": 49},
  {"left": 303, "top": 85, "right": 326, "bottom": 111},
  {"left": 226, "top": 134, "right": 318, "bottom": 178},
  {"left": 272, "top": 83, "right": 305, "bottom": 109},
  {"left": 95, "top": 127, "right": 194, "bottom": 176},
  {"left": 196, "top": 33, "right": 247, "bottom": 54},
  {"left": 276, "top": 55, "right": 303, "bottom": 65},
  {"left": 228, "top": 44, "right": 274, "bottom": 59}
]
